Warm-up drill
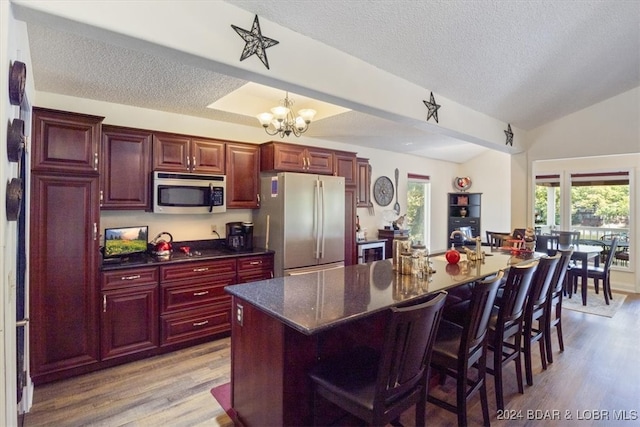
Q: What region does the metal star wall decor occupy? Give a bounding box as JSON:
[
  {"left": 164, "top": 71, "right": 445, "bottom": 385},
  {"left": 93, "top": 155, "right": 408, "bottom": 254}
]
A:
[
  {"left": 504, "top": 124, "right": 514, "bottom": 146},
  {"left": 231, "top": 15, "right": 279, "bottom": 70},
  {"left": 423, "top": 92, "right": 441, "bottom": 123}
]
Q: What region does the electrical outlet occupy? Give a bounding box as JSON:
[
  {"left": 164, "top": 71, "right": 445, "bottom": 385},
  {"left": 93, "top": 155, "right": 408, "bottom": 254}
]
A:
[
  {"left": 211, "top": 224, "right": 217, "bottom": 234},
  {"left": 236, "top": 304, "right": 243, "bottom": 326}
]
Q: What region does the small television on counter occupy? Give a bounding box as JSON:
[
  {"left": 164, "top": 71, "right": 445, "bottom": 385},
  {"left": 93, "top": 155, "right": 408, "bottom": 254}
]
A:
[{"left": 104, "top": 226, "right": 149, "bottom": 259}]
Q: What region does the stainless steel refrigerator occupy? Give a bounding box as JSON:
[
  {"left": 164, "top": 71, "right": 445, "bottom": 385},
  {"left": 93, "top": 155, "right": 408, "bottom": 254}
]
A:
[{"left": 253, "top": 172, "right": 345, "bottom": 277}]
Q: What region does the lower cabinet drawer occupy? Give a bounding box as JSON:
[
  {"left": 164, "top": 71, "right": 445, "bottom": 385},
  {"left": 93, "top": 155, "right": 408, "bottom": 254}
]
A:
[
  {"left": 161, "top": 279, "right": 231, "bottom": 313},
  {"left": 160, "top": 301, "right": 231, "bottom": 346}
]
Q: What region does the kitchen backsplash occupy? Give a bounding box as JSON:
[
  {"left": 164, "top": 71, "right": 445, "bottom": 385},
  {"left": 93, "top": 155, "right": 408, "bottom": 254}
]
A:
[{"left": 100, "top": 210, "right": 253, "bottom": 245}]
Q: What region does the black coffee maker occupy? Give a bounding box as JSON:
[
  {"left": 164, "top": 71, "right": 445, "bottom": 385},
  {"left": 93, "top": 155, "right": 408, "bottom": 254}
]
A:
[{"left": 226, "top": 221, "right": 253, "bottom": 251}]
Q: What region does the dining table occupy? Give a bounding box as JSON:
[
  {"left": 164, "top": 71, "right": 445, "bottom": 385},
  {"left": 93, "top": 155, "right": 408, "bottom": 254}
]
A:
[{"left": 561, "top": 244, "right": 603, "bottom": 305}]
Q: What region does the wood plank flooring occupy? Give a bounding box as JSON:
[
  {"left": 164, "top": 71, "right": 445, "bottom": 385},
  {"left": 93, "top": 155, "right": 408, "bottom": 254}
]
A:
[{"left": 24, "top": 292, "right": 639, "bottom": 427}]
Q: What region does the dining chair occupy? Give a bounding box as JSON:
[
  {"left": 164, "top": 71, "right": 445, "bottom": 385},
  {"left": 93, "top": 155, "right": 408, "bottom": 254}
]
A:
[
  {"left": 569, "top": 237, "right": 618, "bottom": 305},
  {"left": 522, "top": 254, "right": 560, "bottom": 386},
  {"left": 551, "top": 230, "right": 580, "bottom": 246},
  {"left": 545, "top": 248, "right": 574, "bottom": 364},
  {"left": 486, "top": 231, "right": 509, "bottom": 250},
  {"left": 535, "top": 234, "right": 559, "bottom": 256},
  {"left": 308, "top": 292, "right": 447, "bottom": 427},
  {"left": 486, "top": 261, "right": 537, "bottom": 411},
  {"left": 427, "top": 271, "right": 504, "bottom": 427}
]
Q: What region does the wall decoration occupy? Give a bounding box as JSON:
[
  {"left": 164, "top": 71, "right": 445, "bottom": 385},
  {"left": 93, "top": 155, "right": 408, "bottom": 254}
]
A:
[
  {"left": 453, "top": 176, "right": 472, "bottom": 191},
  {"left": 6, "top": 178, "right": 23, "bottom": 221},
  {"left": 9, "top": 60, "right": 27, "bottom": 106},
  {"left": 504, "top": 123, "right": 514, "bottom": 146},
  {"left": 373, "top": 176, "right": 394, "bottom": 207},
  {"left": 423, "top": 91, "right": 441, "bottom": 123},
  {"left": 7, "top": 118, "right": 25, "bottom": 162},
  {"left": 231, "top": 15, "right": 279, "bottom": 70}
]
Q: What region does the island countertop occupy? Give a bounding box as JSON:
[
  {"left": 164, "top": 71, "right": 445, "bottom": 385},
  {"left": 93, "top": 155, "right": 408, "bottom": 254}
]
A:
[{"left": 225, "top": 250, "right": 537, "bottom": 335}]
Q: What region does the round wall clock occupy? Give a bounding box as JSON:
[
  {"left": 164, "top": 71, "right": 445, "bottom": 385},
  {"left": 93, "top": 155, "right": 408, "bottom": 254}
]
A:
[{"left": 373, "top": 176, "right": 394, "bottom": 206}]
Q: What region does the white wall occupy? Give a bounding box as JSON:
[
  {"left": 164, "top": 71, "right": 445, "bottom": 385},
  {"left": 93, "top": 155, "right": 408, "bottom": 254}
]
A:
[{"left": 527, "top": 87, "right": 639, "bottom": 161}]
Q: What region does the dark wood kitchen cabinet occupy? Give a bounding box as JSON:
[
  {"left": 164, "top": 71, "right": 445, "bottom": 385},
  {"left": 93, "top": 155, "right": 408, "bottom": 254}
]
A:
[
  {"left": 260, "top": 141, "right": 334, "bottom": 174},
  {"left": 226, "top": 142, "right": 260, "bottom": 209},
  {"left": 32, "top": 108, "right": 103, "bottom": 174},
  {"left": 101, "top": 125, "right": 152, "bottom": 210},
  {"left": 159, "top": 259, "right": 236, "bottom": 347},
  {"left": 344, "top": 186, "right": 358, "bottom": 265},
  {"left": 356, "top": 157, "right": 372, "bottom": 208},
  {"left": 334, "top": 150, "right": 357, "bottom": 186},
  {"left": 29, "top": 174, "right": 101, "bottom": 384},
  {"left": 237, "top": 254, "right": 274, "bottom": 283},
  {"left": 100, "top": 267, "right": 159, "bottom": 361},
  {"left": 153, "top": 132, "right": 225, "bottom": 174},
  {"left": 30, "top": 108, "right": 104, "bottom": 385}
]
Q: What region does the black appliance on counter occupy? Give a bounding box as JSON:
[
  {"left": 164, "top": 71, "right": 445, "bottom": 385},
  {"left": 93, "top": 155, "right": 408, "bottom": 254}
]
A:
[{"left": 226, "top": 221, "right": 254, "bottom": 251}]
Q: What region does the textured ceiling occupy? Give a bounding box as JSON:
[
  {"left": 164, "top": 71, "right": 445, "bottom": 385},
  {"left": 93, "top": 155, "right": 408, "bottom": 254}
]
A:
[{"left": 23, "top": 0, "right": 640, "bottom": 163}]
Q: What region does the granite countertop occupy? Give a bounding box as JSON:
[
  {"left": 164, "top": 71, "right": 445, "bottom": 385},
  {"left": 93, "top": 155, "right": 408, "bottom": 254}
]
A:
[
  {"left": 101, "top": 238, "right": 273, "bottom": 271},
  {"left": 225, "top": 250, "right": 539, "bottom": 336}
]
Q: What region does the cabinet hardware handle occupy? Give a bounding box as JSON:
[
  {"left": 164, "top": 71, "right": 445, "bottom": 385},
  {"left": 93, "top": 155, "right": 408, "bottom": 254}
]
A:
[
  {"left": 193, "top": 291, "right": 209, "bottom": 296},
  {"left": 94, "top": 152, "right": 99, "bottom": 170},
  {"left": 93, "top": 223, "right": 97, "bottom": 241},
  {"left": 103, "top": 295, "right": 107, "bottom": 313},
  {"left": 186, "top": 156, "right": 190, "bottom": 169},
  {"left": 100, "top": 190, "right": 103, "bottom": 203},
  {"left": 249, "top": 261, "right": 261, "bottom": 265},
  {"left": 192, "top": 156, "right": 195, "bottom": 168},
  {"left": 16, "top": 318, "right": 29, "bottom": 328},
  {"left": 193, "top": 267, "right": 209, "bottom": 272},
  {"left": 193, "top": 320, "right": 209, "bottom": 327},
  {"left": 257, "top": 193, "right": 260, "bottom": 204},
  {"left": 121, "top": 274, "right": 141, "bottom": 280}
]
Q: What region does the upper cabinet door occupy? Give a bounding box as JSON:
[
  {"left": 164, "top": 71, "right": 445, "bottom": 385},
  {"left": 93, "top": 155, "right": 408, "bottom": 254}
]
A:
[
  {"left": 101, "top": 126, "right": 152, "bottom": 210},
  {"left": 260, "top": 141, "right": 334, "bottom": 175},
  {"left": 191, "top": 138, "right": 225, "bottom": 174},
  {"left": 263, "top": 142, "right": 307, "bottom": 172},
  {"left": 32, "top": 108, "right": 104, "bottom": 175},
  {"left": 356, "top": 158, "right": 372, "bottom": 207},
  {"left": 226, "top": 142, "right": 259, "bottom": 209},
  {"left": 305, "top": 147, "right": 334, "bottom": 175},
  {"left": 334, "top": 151, "right": 357, "bottom": 186},
  {"left": 152, "top": 133, "right": 190, "bottom": 172},
  {"left": 153, "top": 133, "right": 225, "bottom": 173}
]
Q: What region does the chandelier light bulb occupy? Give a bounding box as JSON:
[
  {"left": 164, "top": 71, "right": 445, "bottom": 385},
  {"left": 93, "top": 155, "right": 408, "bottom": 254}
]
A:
[
  {"left": 271, "top": 106, "right": 289, "bottom": 121},
  {"left": 257, "top": 112, "right": 273, "bottom": 127},
  {"left": 298, "top": 108, "right": 316, "bottom": 123}
]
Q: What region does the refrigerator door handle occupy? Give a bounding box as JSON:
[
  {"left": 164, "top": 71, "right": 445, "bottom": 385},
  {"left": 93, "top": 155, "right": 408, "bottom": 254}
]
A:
[
  {"left": 314, "top": 179, "right": 321, "bottom": 259},
  {"left": 319, "top": 179, "right": 325, "bottom": 258}
]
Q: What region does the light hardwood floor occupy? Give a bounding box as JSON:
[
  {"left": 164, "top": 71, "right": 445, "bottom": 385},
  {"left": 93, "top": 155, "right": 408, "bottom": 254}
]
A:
[{"left": 24, "top": 293, "right": 639, "bottom": 427}]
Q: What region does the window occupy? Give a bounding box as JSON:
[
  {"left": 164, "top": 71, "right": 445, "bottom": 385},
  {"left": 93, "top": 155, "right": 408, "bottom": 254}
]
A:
[
  {"left": 406, "top": 174, "right": 430, "bottom": 248},
  {"left": 535, "top": 170, "right": 631, "bottom": 270},
  {"left": 535, "top": 174, "right": 560, "bottom": 233}
]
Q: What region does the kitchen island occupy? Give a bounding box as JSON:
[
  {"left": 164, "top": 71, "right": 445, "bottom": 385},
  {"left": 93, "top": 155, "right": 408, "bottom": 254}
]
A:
[{"left": 224, "top": 251, "right": 537, "bottom": 426}]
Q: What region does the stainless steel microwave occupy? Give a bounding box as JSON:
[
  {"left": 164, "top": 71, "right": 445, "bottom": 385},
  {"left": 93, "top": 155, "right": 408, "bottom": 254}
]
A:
[{"left": 153, "top": 172, "right": 226, "bottom": 214}]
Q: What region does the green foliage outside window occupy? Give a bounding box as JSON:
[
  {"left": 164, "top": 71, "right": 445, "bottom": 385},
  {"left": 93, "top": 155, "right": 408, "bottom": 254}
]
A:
[{"left": 406, "top": 183, "right": 425, "bottom": 244}]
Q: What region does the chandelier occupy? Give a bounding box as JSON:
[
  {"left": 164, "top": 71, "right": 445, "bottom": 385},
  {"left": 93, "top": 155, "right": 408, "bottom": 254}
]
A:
[{"left": 256, "top": 92, "right": 316, "bottom": 138}]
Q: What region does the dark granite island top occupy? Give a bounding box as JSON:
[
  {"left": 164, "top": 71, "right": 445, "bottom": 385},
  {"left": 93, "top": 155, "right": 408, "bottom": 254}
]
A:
[
  {"left": 225, "top": 251, "right": 533, "bottom": 335},
  {"left": 225, "top": 251, "right": 540, "bottom": 426}
]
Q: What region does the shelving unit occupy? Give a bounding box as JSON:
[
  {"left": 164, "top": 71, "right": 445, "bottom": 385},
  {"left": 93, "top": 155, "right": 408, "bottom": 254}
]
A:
[{"left": 447, "top": 192, "right": 482, "bottom": 246}]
